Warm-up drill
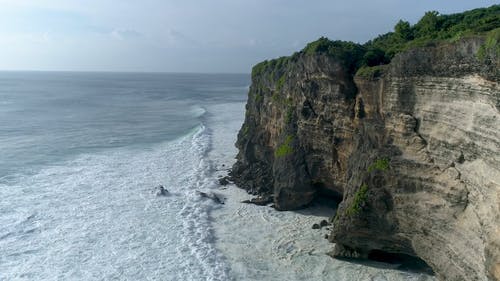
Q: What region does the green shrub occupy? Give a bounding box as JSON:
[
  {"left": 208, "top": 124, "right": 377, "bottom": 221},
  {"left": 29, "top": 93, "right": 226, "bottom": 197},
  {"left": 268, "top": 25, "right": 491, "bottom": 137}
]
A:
[
  {"left": 254, "top": 93, "right": 263, "bottom": 103},
  {"left": 395, "top": 20, "right": 413, "bottom": 41},
  {"left": 275, "top": 135, "right": 294, "bottom": 157},
  {"left": 368, "top": 158, "right": 390, "bottom": 172},
  {"left": 285, "top": 106, "right": 295, "bottom": 124},
  {"left": 346, "top": 183, "right": 369, "bottom": 216},
  {"left": 252, "top": 61, "right": 269, "bottom": 77},
  {"left": 356, "top": 65, "right": 386, "bottom": 79},
  {"left": 477, "top": 27, "right": 500, "bottom": 60},
  {"left": 302, "top": 37, "right": 366, "bottom": 74},
  {"left": 251, "top": 56, "right": 292, "bottom": 78},
  {"left": 276, "top": 75, "right": 286, "bottom": 91},
  {"left": 362, "top": 48, "right": 389, "bottom": 67},
  {"left": 303, "top": 37, "right": 333, "bottom": 55},
  {"left": 241, "top": 125, "right": 249, "bottom": 136}
]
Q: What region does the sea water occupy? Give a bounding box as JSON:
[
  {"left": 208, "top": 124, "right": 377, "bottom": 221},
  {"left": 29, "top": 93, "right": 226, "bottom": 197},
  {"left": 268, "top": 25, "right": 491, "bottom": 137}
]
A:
[
  {"left": 0, "top": 72, "right": 248, "bottom": 280},
  {"left": 0, "top": 72, "right": 434, "bottom": 281}
]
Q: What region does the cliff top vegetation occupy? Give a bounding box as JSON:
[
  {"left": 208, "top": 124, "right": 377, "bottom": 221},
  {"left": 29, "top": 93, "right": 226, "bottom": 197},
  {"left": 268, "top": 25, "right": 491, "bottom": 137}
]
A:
[
  {"left": 364, "top": 4, "right": 499, "bottom": 61},
  {"left": 252, "top": 5, "right": 499, "bottom": 78}
]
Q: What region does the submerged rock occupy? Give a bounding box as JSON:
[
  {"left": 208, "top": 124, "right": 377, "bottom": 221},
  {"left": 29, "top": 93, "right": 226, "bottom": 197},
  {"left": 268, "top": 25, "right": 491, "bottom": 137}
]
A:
[
  {"left": 218, "top": 176, "right": 231, "bottom": 186},
  {"left": 196, "top": 191, "right": 225, "bottom": 204},
  {"left": 155, "top": 185, "right": 169, "bottom": 196}
]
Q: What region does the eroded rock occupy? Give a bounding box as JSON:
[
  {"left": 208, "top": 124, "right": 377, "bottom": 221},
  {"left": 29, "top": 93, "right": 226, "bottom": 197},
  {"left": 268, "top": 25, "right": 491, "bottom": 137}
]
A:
[
  {"left": 241, "top": 195, "right": 273, "bottom": 206},
  {"left": 231, "top": 37, "right": 499, "bottom": 281}
]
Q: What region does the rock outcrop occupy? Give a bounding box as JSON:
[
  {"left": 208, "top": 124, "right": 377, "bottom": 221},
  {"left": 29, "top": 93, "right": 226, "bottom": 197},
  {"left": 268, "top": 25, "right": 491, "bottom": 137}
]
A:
[{"left": 231, "top": 37, "right": 499, "bottom": 281}]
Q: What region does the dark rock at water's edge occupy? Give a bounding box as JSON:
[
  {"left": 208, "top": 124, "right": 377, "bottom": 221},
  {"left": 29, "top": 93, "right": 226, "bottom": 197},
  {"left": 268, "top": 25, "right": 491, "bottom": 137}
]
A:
[
  {"left": 230, "top": 28, "right": 500, "bottom": 281},
  {"left": 196, "top": 191, "right": 225, "bottom": 204},
  {"left": 218, "top": 176, "right": 231, "bottom": 186},
  {"left": 312, "top": 220, "right": 330, "bottom": 230},
  {"left": 241, "top": 195, "right": 273, "bottom": 206},
  {"left": 319, "top": 220, "right": 328, "bottom": 227}
]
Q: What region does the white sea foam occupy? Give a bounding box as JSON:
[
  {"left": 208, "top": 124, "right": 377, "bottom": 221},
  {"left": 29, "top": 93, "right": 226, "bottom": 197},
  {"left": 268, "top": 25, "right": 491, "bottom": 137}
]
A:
[
  {"left": 1, "top": 95, "right": 437, "bottom": 281},
  {"left": 0, "top": 125, "right": 229, "bottom": 281},
  {"left": 190, "top": 105, "right": 208, "bottom": 119}
]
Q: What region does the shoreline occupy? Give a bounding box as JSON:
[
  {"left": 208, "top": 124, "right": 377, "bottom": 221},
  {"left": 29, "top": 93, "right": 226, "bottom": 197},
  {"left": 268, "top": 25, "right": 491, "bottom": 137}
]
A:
[
  {"left": 211, "top": 182, "right": 436, "bottom": 281},
  {"left": 204, "top": 102, "right": 435, "bottom": 281}
]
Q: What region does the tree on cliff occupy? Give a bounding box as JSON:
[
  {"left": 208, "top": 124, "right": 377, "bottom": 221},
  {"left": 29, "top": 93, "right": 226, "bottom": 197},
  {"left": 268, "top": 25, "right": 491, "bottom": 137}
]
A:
[
  {"left": 415, "top": 11, "right": 440, "bottom": 37},
  {"left": 394, "top": 20, "right": 413, "bottom": 41}
]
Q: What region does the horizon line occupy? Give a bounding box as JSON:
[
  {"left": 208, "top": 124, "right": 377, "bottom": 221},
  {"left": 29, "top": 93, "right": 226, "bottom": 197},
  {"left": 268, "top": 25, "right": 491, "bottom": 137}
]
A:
[{"left": 0, "top": 69, "right": 250, "bottom": 75}]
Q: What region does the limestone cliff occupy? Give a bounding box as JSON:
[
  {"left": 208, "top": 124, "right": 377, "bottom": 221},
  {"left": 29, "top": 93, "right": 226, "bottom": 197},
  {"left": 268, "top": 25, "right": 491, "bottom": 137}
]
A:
[{"left": 231, "top": 36, "right": 499, "bottom": 281}]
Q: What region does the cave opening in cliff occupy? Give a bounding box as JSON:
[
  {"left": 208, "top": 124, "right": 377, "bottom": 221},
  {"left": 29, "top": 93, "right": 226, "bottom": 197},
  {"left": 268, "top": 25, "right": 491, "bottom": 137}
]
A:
[
  {"left": 312, "top": 182, "right": 343, "bottom": 206},
  {"left": 367, "top": 249, "right": 435, "bottom": 275}
]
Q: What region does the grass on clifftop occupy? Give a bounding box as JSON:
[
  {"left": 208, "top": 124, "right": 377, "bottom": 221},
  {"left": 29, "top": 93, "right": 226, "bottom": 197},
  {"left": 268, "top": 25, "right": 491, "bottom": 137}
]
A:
[
  {"left": 252, "top": 5, "right": 499, "bottom": 78},
  {"left": 252, "top": 56, "right": 293, "bottom": 78},
  {"left": 355, "top": 65, "right": 386, "bottom": 79},
  {"left": 302, "top": 38, "right": 366, "bottom": 73}
]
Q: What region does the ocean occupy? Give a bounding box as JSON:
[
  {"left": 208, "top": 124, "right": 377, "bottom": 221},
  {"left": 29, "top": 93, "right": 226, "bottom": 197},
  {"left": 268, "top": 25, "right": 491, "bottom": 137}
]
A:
[
  {"left": 0, "top": 71, "right": 434, "bottom": 281},
  {"left": 0, "top": 72, "right": 248, "bottom": 280}
]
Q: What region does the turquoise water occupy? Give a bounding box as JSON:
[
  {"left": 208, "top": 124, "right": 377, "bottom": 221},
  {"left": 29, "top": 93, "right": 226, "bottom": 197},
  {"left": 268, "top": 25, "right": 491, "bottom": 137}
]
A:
[{"left": 0, "top": 72, "right": 248, "bottom": 280}]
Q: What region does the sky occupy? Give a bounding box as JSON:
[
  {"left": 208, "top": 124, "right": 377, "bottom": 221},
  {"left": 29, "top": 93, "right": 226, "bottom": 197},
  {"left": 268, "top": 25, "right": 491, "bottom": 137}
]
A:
[{"left": 0, "top": 0, "right": 497, "bottom": 73}]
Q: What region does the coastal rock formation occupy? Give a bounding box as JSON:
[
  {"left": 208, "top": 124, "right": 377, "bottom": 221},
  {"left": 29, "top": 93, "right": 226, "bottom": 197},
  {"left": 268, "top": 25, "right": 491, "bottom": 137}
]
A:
[{"left": 231, "top": 37, "right": 499, "bottom": 281}]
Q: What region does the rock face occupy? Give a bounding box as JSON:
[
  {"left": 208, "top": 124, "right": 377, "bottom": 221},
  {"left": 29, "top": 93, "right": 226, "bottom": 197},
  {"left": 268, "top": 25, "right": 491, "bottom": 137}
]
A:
[{"left": 231, "top": 37, "right": 500, "bottom": 281}]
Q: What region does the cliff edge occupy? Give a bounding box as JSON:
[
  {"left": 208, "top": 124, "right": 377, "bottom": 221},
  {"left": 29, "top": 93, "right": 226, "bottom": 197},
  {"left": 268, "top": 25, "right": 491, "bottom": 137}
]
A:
[{"left": 231, "top": 35, "right": 499, "bottom": 281}]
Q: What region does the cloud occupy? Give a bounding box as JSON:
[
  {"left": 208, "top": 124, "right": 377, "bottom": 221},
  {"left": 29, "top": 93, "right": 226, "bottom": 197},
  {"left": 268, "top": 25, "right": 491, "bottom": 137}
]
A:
[
  {"left": 110, "top": 28, "right": 142, "bottom": 40},
  {"left": 166, "top": 29, "right": 191, "bottom": 43},
  {"left": 161, "top": 28, "right": 199, "bottom": 47}
]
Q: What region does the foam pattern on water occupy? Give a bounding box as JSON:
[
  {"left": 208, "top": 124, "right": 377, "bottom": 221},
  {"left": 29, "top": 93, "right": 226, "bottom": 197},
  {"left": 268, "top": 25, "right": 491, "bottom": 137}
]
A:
[{"left": 0, "top": 125, "right": 229, "bottom": 281}]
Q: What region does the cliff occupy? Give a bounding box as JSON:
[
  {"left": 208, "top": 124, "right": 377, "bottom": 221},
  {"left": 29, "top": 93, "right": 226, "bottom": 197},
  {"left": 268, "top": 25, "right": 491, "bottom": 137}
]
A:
[{"left": 231, "top": 36, "right": 499, "bottom": 281}]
